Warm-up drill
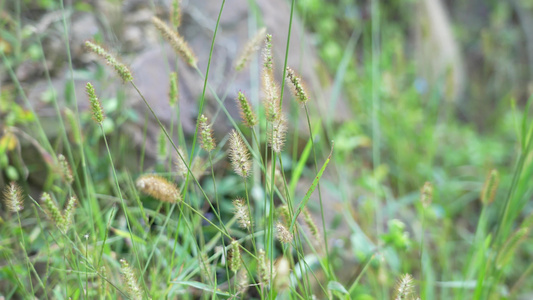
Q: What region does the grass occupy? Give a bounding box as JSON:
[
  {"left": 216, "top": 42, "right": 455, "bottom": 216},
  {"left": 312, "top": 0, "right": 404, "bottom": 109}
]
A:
[{"left": 1, "top": 0, "right": 533, "bottom": 299}]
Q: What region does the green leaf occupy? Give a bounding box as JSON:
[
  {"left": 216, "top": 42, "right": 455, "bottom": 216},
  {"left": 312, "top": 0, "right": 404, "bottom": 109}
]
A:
[
  {"left": 171, "top": 281, "right": 231, "bottom": 297},
  {"left": 328, "top": 280, "right": 349, "bottom": 295},
  {"left": 110, "top": 228, "right": 146, "bottom": 245}
]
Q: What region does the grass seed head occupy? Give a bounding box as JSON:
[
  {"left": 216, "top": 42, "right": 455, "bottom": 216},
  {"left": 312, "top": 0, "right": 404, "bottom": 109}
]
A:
[
  {"left": 262, "top": 69, "right": 281, "bottom": 122},
  {"left": 237, "top": 91, "right": 258, "bottom": 127},
  {"left": 263, "top": 33, "right": 273, "bottom": 72},
  {"left": 61, "top": 196, "right": 77, "bottom": 234},
  {"left": 420, "top": 181, "right": 433, "bottom": 208},
  {"left": 229, "top": 130, "right": 251, "bottom": 178},
  {"left": 86, "top": 82, "right": 105, "bottom": 124},
  {"left": 481, "top": 169, "right": 499, "bottom": 205},
  {"left": 169, "top": 72, "right": 179, "bottom": 107},
  {"left": 229, "top": 240, "right": 242, "bottom": 273},
  {"left": 85, "top": 41, "right": 133, "bottom": 82},
  {"left": 41, "top": 192, "right": 66, "bottom": 232},
  {"left": 3, "top": 182, "right": 23, "bottom": 213},
  {"left": 233, "top": 198, "right": 252, "bottom": 230},
  {"left": 286, "top": 67, "right": 309, "bottom": 104},
  {"left": 120, "top": 259, "right": 143, "bottom": 300},
  {"left": 268, "top": 116, "right": 287, "bottom": 153},
  {"left": 235, "top": 27, "right": 266, "bottom": 71},
  {"left": 276, "top": 222, "right": 293, "bottom": 244},
  {"left": 170, "top": 0, "right": 182, "bottom": 28},
  {"left": 258, "top": 249, "right": 270, "bottom": 285},
  {"left": 303, "top": 208, "right": 320, "bottom": 242},
  {"left": 136, "top": 174, "right": 181, "bottom": 203},
  {"left": 394, "top": 273, "right": 415, "bottom": 300},
  {"left": 58, "top": 154, "right": 74, "bottom": 184},
  {"left": 152, "top": 16, "right": 197, "bottom": 67},
  {"left": 174, "top": 147, "right": 189, "bottom": 179},
  {"left": 199, "top": 114, "right": 216, "bottom": 152}
]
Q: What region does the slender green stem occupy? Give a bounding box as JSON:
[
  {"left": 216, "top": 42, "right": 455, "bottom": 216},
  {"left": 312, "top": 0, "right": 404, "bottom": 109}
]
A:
[
  {"left": 100, "top": 126, "right": 147, "bottom": 296},
  {"left": 303, "top": 104, "right": 334, "bottom": 280}
]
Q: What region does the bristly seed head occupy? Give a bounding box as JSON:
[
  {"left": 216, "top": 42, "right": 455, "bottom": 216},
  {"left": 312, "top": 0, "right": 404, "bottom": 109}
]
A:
[
  {"left": 286, "top": 67, "right": 309, "bottom": 104},
  {"left": 58, "top": 154, "right": 74, "bottom": 184},
  {"left": 170, "top": 0, "right": 182, "bottom": 29},
  {"left": 169, "top": 72, "right": 179, "bottom": 107},
  {"left": 268, "top": 116, "right": 287, "bottom": 153},
  {"left": 228, "top": 130, "right": 251, "bottom": 178},
  {"left": 263, "top": 34, "right": 273, "bottom": 71},
  {"left": 199, "top": 114, "right": 216, "bottom": 152},
  {"left": 235, "top": 27, "right": 267, "bottom": 71},
  {"left": 136, "top": 174, "right": 181, "bottom": 203},
  {"left": 120, "top": 259, "right": 143, "bottom": 300},
  {"left": 152, "top": 17, "right": 197, "bottom": 67},
  {"left": 276, "top": 222, "right": 293, "bottom": 244},
  {"left": 262, "top": 69, "right": 281, "bottom": 122},
  {"left": 257, "top": 249, "right": 270, "bottom": 285},
  {"left": 229, "top": 240, "right": 242, "bottom": 273},
  {"left": 3, "top": 182, "right": 23, "bottom": 213},
  {"left": 420, "top": 181, "right": 433, "bottom": 208},
  {"left": 61, "top": 196, "right": 77, "bottom": 234},
  {"left": 41, "top": 192, "right": 66, "bottom": 232},
  {"left": 237, "top": 91, "right": 258, "bottom": 127},
  {"left": 394, "top": 273, "right": 415, "bottom": 300},
  {"left": 85, "top": 41, "right": 133, "bottom": 82},
  {"left": 174, "top": 147, "right": 189, "bottom": 179},
  {"left": 233, "top": 198, "right": 252, "bottom": 230},
  {"left": 86, "top": 82, "right": 105, "bottom": 124},
  {"left": 481, "top": 169, "right": 499, "bottom": 205},
  {"left": 303, "top": 208, "right": 320, "bottom": 242}
]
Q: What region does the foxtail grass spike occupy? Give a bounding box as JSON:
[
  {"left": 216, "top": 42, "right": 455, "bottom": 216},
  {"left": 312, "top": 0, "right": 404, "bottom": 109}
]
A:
[
  {"left": 170, "top": 0, "right": 182, "bottom": 28},
  {"left": 235, "top": 27, "right": 266, "bottom": 71},
  {"left": 496, "top": 228, "right": 529, "bottom": 269},
  {"left": 276, "top": 222, "right": 293, "bottom": 244},
  {"left": 278, "top": 205, "right": 291, "bottom": 226},
  {"left": 263, "top": 34, "right": 273, "bottom": 71},
  {"left": 228, "top": 130, "right": 251, "bottom": 178},
  {"left": 237, "top": 269, "right": 249, "bottom": 295},
  {"left": 169, "top": 72, "right": 179, "bottom": 107},
  {"left": 86, "top": 82, "right": 105, "bottom": 124},
  {"left": 120, "top": 259, "right": 143, "bottom": 300},
  {"left": 136, "top": 174, "right": 181, "bottom": 203},
  {"left": 85, "top": 41, "right": 133, "bottom": 82},
  {"left": 233, "top": 198, "right": 252, "bottom": 230},
  {"left": 257, "top": 249, "right": 270, "bottom": 285},
  {"left": 481, "top": 169, "right": 499, "bottom": 205},
  {"left": 152, "top": 17, "right": 197, "bottom": 67},
  {"left": 41, "top": 192, "right": 65, "bottom": 232},
  {"left": 58, "top": 154, "right": 74, "bottom": 184},
  {"left": 269, "top": 116, "right": 287, "bottom": 153},
  {"left": 199, "top": 114, "right": 216, "bottom": 152},
  {"left": 420, "top": 181, "right": 433, "bottom": 208},
  {"left": 237, "top": 91, "right": 258, "bottom": 127},
  {"left": 3, "top": 182, "right": 23, "bottom": 213},
  {"left": 61, "top": 196, "right": 77, "bottom": 234},
  {"left": 303, "top": 208, "right": 320, "bottom": 241},
  {"left": 394, "top": 273, "right": 415, "bottom": 300},
  {"left": 286, "top": 67, "right": 309, "bottom": 104},
  {"left": 199, "top": 253, "right": 212, "bottom": 282},
  {"left": 262, "top": 69, "right": 281, "bottom": 122},
  {"left": 229, "top": 240, "right": 242, "bottom": 273},
  {"left": 157, "top": 128, "right": 168, "bottom": 162},
  {"left": 174, "top": 147, "right": 188, "bottom": 179}
]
